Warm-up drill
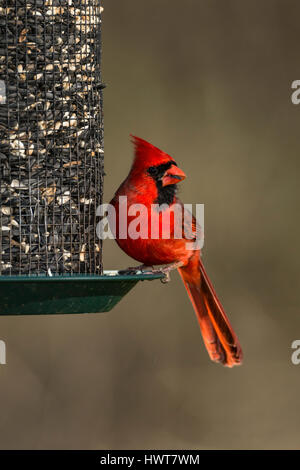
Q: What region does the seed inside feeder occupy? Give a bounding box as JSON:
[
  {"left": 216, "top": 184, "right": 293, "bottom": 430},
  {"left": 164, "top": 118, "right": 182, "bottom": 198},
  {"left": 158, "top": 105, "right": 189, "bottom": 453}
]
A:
[{"left": 0, "top": 0, "right": 104, "bottom": 276}]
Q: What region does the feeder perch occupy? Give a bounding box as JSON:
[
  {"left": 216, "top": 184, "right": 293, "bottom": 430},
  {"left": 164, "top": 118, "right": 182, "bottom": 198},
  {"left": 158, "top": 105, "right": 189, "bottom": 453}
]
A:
[
  {"left": 0, "top": 271, "right": 165, "bottom": 315},
  {"left": 0, "top": 1, "right": 161, "bottom": 315}
]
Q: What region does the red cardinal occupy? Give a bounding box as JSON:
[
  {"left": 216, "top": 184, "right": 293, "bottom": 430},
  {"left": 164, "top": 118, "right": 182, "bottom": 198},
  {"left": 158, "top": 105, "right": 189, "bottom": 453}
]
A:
[{"left": 110, "top": 136, "right": 243, "bottom": 367}]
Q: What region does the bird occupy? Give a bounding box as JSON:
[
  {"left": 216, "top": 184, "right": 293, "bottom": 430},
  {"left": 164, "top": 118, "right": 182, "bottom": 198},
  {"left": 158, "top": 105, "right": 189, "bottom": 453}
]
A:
[{"left": 110, "top": 135, "right": 243, "bottom": 367}]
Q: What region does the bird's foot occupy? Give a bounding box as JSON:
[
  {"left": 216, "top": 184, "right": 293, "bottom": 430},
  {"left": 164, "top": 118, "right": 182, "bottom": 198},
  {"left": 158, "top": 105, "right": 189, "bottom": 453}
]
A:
[
  {"left": 146, "top": 261, "right": 184, "bottom": 284},
  {"left": 119, "top": 262, "right": 184, "bottom": 283}
]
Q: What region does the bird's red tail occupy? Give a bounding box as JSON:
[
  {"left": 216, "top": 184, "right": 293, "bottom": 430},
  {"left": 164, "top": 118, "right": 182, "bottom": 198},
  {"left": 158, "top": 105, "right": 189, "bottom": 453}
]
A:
[{"left": 178, "top": 255, "right": 243, "bottom": 367}]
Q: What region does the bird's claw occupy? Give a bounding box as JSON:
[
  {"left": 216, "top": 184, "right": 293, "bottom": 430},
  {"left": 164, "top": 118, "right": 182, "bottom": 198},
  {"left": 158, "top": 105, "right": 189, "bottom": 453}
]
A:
[
  {"left": 118, "top": 264, "right": 176, "bottom": 283},
  {"left": 144, "top": 268, "right": 171, "bottom": 283},
  {"left": 160, "top": 271, "right": 171, "bottom": 283}
]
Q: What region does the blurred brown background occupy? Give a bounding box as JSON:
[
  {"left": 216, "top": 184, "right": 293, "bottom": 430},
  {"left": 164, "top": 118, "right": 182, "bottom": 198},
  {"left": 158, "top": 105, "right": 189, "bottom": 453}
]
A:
[{"left": 1, "top": 0, "right": 300, "bottom": 449}]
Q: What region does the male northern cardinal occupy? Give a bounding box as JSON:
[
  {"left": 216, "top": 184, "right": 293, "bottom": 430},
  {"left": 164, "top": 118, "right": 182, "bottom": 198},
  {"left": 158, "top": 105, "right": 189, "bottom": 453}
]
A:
[{"left": 110, "top": 136, "right": 242, "bottom": 367}]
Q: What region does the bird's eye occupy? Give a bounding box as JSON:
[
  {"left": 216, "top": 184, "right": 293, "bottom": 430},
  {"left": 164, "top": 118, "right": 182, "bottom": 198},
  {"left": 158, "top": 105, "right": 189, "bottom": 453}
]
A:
[
  {"left": 147, "top": 161, "right": 177, "bottom": 180},
  {"left": 147, "top": 166, "right": 159, "bottom": 177}
]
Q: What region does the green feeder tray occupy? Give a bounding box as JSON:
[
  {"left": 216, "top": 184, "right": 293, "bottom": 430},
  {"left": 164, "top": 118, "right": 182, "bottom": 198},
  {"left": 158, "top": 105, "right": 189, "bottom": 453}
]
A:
[{"left": 0, "top": 271, "right": 164, "bottom": 316}]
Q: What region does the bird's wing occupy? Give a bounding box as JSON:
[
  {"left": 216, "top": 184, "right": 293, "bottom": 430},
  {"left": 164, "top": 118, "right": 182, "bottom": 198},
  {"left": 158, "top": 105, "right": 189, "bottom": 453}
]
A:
[{"left": 177, "top": 200, "right": 203, "bottom": 248}]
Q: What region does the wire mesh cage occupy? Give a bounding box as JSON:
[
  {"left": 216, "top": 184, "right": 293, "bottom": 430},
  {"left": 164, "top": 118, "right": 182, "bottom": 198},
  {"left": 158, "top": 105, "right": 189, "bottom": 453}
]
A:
[{"left": 0, "top": 0, "right": 104, "bottom": 276}]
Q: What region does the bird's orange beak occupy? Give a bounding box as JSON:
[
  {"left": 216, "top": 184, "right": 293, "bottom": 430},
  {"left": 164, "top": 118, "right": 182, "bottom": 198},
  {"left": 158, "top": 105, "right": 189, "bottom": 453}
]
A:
[{"left": 162, "top": 164, "right": 186, "bottom": 187}]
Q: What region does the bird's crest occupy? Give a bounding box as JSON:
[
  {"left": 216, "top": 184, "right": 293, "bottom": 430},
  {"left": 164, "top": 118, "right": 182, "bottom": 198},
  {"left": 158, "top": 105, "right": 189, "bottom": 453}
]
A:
[{"left": 130, "top": 135, "right": 175, "bottom": 170}]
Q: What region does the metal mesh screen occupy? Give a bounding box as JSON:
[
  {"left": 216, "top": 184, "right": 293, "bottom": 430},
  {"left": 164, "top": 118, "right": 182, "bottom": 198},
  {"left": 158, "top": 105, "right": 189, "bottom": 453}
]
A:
[{"left": 0, "top": 0, "right": 104, "bottom": 275}]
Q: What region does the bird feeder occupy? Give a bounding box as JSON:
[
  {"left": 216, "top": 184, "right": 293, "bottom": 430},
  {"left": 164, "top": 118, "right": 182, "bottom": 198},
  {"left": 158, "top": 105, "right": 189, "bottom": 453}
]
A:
[{"left": 0, "top": 0, "right": 161, "bottom": 315}]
